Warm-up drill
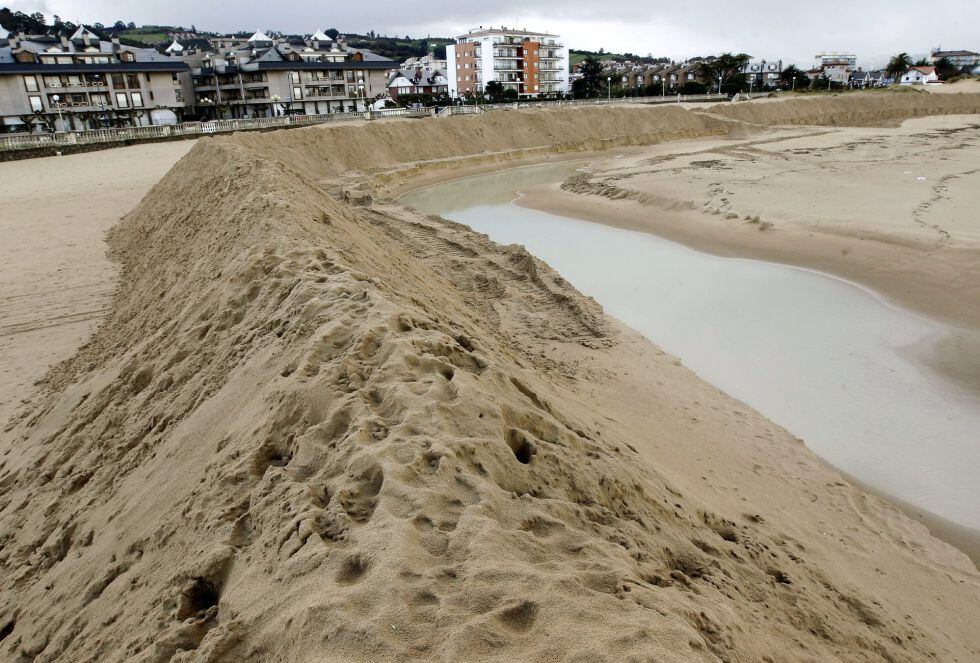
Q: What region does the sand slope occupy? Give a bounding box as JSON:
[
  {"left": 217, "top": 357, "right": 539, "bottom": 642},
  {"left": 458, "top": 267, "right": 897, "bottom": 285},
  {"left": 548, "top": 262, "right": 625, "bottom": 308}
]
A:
[{"left": 0, "top": 99, "right": 978, "bottom": 662}]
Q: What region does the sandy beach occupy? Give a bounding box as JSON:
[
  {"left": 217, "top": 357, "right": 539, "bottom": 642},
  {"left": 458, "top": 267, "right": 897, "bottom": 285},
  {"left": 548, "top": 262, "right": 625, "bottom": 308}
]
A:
[
  {"left": 1, "top": 95, "right": 979, "bottom": 661},
  {"left": 0, "top": 141, "right": 196, "bottom": 425}
]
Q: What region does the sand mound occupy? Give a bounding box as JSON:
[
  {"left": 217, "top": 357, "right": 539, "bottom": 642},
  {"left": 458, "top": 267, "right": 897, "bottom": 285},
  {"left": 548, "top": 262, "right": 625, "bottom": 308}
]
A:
[
  {"left": 1, "top": 101, "right": 978, "bottom": 662},
  {"left": 703, "top": 91, "right": 980, "bottom": 126}
]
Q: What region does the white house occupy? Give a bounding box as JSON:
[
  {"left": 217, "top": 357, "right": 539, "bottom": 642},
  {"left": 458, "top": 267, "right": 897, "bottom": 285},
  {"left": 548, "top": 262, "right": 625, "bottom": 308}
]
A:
[{"left": 900, "top": 65, "right": 939, "bottom": 85}]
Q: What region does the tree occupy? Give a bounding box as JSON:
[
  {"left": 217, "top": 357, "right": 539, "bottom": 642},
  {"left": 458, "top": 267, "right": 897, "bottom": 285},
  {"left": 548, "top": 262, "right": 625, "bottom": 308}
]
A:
[
  {"left": 572, "top": 55, "right": 604, "bottom": 98},
  {"left": 913, "top": 58, "right": 930, "bottom": 67},
  {"left": 326, "top": 28, "right": 339, "bottom": 40},
  {"left": 698, "top": 52, "right": 751, "bottom": 93},
  {"left": 934, "top": 56, "right": 958, "bottom": 80},
  {"left": 484, "top": 80, "right": 504, "bottom": 101},
  {"left": 779, "top": 64, "right": 809, "bottom": 90},
  {"left": 886, "top": 52, "right": 913, "bottom": 80},
  {"left": 680, "top": 81, "right": 707, "bottom": 95},
  {"left": 811, "top": 75, "right": 830, "bottom": 91},
  {"left": 502, "top": 88, "right": 518, "bottom": 100}
]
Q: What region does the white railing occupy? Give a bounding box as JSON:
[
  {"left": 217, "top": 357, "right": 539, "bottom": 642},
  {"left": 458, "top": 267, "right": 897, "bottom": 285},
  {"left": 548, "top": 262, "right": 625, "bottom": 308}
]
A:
[{"left": 0, "top": 94, "right": 728, "bottom": 153}]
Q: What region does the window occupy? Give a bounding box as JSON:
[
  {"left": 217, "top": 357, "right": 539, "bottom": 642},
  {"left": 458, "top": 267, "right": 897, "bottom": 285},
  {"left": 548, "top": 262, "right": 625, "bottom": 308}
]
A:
[
  {"left": 115, "top": 92, "right": 129, "bottom": 108},
  {"left": 175, "top": 89, "right": 183, "bottom": 103},
  {"left": 29, "top": 95, "right": 43, "bottom": 112},
  {"left": 290, "top": 71, "right": 300, "bottom": 83},
  {"left": 131, "top": 92, "right": 144, "bottom": 106},
  {"left": 126, "top": 74, "right": 140, "bottom": 88},
  {"left": 172, "top": 72, "right": 181, "bottom": 86},
  {"left": 145, "top": 73, "right": 151, "bottom": 82},
  {"left": 23, "top": 75, "right": 39, "bottom": 92},
  {"left": 292, "top": 86, "right": 303, "bottom": 100},
  {"left": 111, "top": 74, "right": 125, "bottom": 88}
]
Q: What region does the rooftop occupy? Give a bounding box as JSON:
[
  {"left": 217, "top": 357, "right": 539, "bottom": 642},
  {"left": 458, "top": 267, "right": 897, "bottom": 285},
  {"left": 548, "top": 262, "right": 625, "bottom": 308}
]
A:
[{"left": 457, "top": 26, "right": 559, "bottom": 39}]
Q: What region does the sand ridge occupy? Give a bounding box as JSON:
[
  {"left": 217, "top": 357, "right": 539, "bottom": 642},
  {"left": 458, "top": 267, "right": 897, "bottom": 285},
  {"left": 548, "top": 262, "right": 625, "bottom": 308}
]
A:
[{"left": 0, "top": 97, "right": 978, "bottom": 662}]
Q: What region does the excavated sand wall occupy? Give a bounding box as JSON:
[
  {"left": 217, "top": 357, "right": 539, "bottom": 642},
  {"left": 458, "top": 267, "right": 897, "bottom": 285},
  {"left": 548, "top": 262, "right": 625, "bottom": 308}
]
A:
[
  {"left": 703, "top": 91, "right": 980, "bottom": 126},
  {"left": 226, "top": 105, "right": 736, "bottom": 183}
]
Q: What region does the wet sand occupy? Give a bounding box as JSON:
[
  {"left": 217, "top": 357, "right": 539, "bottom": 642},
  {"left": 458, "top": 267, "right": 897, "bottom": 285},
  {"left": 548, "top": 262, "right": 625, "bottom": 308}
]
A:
[{"left": 518, "top": 116, "right": 980, "bottom": 394}]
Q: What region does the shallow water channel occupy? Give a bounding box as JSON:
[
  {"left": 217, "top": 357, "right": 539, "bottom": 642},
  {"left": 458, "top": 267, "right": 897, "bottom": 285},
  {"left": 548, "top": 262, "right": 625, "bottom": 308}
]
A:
[{"left": 402, "top": 162, "right": 980, "bottom": 530}]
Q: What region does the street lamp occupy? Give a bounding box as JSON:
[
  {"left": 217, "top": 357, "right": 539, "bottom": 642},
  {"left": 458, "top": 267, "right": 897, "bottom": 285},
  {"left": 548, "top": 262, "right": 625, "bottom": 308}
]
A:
[
  {"left": 606, "top": 76, "right": 611, "bottom": 101},
  {"left": 357, "top": 78, "right": 365, "bottom": 110},
  {"left": 271, "top": 94, "right": 281, "bottom": 117},
  {"left": 198, "top": 96, "right": 214, "bottom": 120},
  {"left": 51, "top": 94, "right": 64, "bottom": 131}
]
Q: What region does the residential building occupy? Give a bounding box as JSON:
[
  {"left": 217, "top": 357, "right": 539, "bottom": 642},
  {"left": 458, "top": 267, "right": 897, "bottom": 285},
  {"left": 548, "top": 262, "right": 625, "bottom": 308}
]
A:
[
  {"left": 184, "top": 30, "right": 396, "bottom": 118},
  {"left": 900, "top": 65, "right": 939, "bottom": 85},
  {"left": 849, "top": 69, "right": 889, "bottom": 88},
  {"left": 742, "top": 59, "right": 783, "bottom": 88},
  {"left": 0, "top": 26, "right": 190, "bottom": 132},
  {"left": 387, "top": 67, "right": 448, "bottom": 100},
  {"left": 446, "top": 26, "right": 569, "bottom": 98},
  {"left": 401, "top": 53, "right": 446, "bottom": 71},
  {"left": 930, "top": 49, "right": 980, "bottom": 70},
  {"left": 814, "top": 52, "right": 857, "bottom": 69},
  {"left": 813, "top": 52, "right": 856, "bottom": 85}
]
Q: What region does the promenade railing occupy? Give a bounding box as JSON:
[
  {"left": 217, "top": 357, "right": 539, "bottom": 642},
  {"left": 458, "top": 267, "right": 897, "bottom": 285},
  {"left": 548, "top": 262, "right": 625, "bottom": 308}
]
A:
[{"left": 0, "top": 94, "right": 729, "bottom": 152}]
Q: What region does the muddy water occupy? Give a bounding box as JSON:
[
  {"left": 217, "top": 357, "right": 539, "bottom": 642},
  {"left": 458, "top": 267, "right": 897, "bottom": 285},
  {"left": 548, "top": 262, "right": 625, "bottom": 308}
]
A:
[{"left": 402, "top": 163, "right": 980, "bottom": 529}]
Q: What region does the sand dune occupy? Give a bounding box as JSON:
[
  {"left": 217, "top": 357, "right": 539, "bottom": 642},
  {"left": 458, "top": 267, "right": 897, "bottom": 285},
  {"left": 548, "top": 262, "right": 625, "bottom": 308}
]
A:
[{"left": 1, "top": 96, "right": 979, "bottom": 662}]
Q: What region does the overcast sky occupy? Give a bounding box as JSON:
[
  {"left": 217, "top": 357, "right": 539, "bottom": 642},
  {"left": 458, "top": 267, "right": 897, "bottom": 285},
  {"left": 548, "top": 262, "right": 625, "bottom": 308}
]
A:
[{"left": 7, "top": 0, "right": 979, "bottom": 67}]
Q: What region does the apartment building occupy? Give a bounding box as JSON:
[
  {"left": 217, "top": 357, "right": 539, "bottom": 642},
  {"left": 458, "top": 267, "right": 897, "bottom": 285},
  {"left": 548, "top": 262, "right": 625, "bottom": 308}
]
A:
[
  {"left": 446, "top": 26, "right": 569, "bottom": 98},
  {"left": 184, "top": 30, "right": 396, "bottom": 118},
  {"left": 812, "top": 52, "right": 856, "bottom": 85},
  {"left": 0, "top": 26, "right": 189, "bottom": 132},
  {"left": 814, "top": 52, "right": 857, "bottom": 69},
  {"left": 930, "top": 49, "right": 980, "bottom": 70},
  {"left": 401, "top": 53, "right": 447, "bottom": 72}
]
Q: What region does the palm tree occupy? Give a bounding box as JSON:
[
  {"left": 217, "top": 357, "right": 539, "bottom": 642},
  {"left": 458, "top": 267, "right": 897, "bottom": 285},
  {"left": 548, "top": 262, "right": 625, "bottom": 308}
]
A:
[
  {"left": 779, "top": 64, "right": 806, "bottom": 90},
  {"left": 886, "top": 52, "right": 913, "bottom": 81}
]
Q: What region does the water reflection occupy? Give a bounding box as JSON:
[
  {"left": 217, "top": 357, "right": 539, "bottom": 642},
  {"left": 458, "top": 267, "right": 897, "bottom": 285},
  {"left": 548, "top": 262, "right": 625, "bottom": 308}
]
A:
[{"left": 403, "top": 166, "right": 980, "bottom": 529}]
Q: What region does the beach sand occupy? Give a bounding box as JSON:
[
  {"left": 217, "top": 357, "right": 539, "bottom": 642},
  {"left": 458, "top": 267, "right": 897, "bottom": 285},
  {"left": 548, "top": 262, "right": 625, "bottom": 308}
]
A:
[
  {"left": 0, "top": 96, "right": 978, "bottom": 662},
  {"left": 0, "top": 141, "right": 196, "bottom": 424}
]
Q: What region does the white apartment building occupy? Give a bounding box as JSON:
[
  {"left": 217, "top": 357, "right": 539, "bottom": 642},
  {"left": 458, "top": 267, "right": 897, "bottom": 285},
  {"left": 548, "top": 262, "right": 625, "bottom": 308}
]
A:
[
  {"left": 814, "top": 52, "right": 857, "bottom": 69},
  {"left": 813, "top": 52, "right": 857, "bottom": 85},
  {"left": 446, "top": 26, "right": 568, "bottom": 98}
]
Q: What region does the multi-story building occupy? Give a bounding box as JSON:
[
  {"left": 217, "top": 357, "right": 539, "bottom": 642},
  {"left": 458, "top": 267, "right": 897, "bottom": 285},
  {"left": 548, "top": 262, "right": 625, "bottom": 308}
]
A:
[
  {"left": 0, "top": 25, "right": 190, "bottom": 132},
  {"left": 930, "top": 49, "right": 980, "bottom": 70},
  {"left": 184, "top": 30, "right": 396, "bottom": 118},
  {"left": 446, "top": 26, "right": 568, "bottom": 98},
  {"left": 814, "top": 52, "right": 857, "bottom": 69},
  {"left": 813, "top": 52, "right": 856, "bottom": 85},
  {"left": 401, "top": 53, "right": 447, "bottom": 72},
  {"left": 741, "top": 59, "right": 783, "bottom": 88}
]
